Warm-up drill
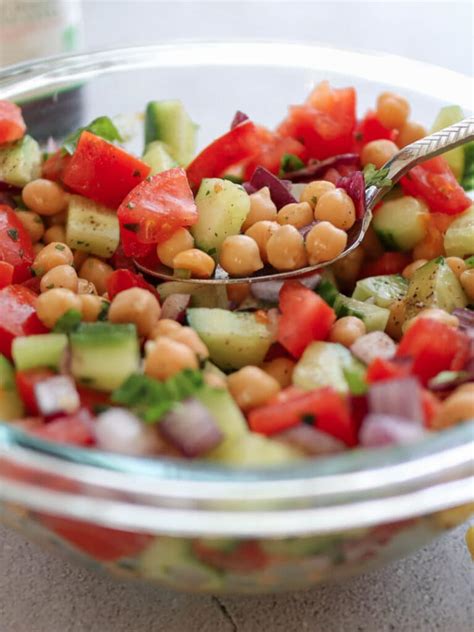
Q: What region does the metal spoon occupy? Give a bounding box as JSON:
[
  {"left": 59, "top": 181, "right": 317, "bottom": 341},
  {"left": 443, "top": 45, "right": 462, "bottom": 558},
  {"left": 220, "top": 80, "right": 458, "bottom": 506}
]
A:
[{"left": 135, "top": 117, "right": 474, "bottom": 285}]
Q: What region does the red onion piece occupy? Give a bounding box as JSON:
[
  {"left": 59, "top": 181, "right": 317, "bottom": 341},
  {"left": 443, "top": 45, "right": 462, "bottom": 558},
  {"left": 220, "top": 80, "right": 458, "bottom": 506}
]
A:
[
  {"left": 94, "top": 407, "right": 162, "bottom": 456},
  {"left": 453, "top": 308, "right": 474, "bottom": 330},
  {"left": 368, "top": 376, "right": 423, "bottom": 422},
  {"left": 159, "top": 398, "right": 223, "bottom": 457},
  {"left": 283, "top": 153, "right": 360, "bottom": 183},
  {"left": 34, "top": 375, "right": 80, "bottom": 417},
  {"left": 336, "top": 170, "right": 366, "bottom": 219},
  {"left": 248, "top": 166, "right": 296, "bottom": 209},
  {"left": 298, "top": 221, "right": 318, "bottom": 238},
  {"left": 230, "top": 111, "right": 249, "bottom": 129},
  {"left": 360, "top": 414, "right": 426, "bottom": 447},
  {"left": 351, "top": 332, "right": 397, "bottom": 366},
  {"left": 0, "top": 191, "right": 16, "bottom": 208},
  {"left": 277, "top": 424, "right": 346, "bottom": 455},
  {"left": 160, "top": 293, "right": 191, "bottom": 321},
  {"left": 251, "top": 271, "right": 320, "bottom": 303}
]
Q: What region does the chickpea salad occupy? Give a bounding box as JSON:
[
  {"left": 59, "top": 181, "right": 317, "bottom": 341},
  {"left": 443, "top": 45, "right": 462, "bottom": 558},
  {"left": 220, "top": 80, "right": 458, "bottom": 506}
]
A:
[{"left": 0, "top": 85, "right": 473, "bottom": 466}]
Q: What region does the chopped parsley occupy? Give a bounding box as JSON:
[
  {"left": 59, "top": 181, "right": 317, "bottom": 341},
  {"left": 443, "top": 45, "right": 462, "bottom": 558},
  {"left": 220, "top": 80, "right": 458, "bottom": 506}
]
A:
[
  {"left": 97, "top": 300, "right": 110, "bottom": 321},
  {"left": 279, "top": 153, "right": 305, "bottom": 176},
  {"left": 7, "top": 228, "right": 19, "bottom": 242},
  {"left": 222, "top": 174, "right": 244, "bottom": 184},
  {"left": 363, "top": 163, "right": 392, "bottom": 188},
  {"left": 53, "top": 309, "right": 82, "bottom": 333},
  {"left": 55, "top": 244, "right": 65, "bottom": 251},
  {"left": 62, "top": 116, "right": 123, "bottom": 155}
]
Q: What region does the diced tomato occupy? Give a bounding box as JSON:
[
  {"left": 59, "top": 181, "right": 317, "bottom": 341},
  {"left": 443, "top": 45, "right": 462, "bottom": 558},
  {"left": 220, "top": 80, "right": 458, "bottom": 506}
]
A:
[
  {"left": 109, "top": 244, "right": 137, "bottom": 272},
  {"left": 16, "top": 368, "right": 55, "bottom": 415},
  {"left": 353, "top": 110, "right": 396, "bottom": 151},
  {"left": 37, "top": 515, "right": 153, "bottom": 561},
  {"left": 0, "top": 100, "right": 26, "bottom": 144},
  {"left": 277, "top": 281, "right": 336, "bottom": 358},
  {"left": 366, "top": 357, "right": 412, "bottom": 383},
  {"left": 42, "top": 149, "right": 71, "bottom": 182},
  {"left": 186, "top": 120, "right": 260, "bottom": 189},
  {"left": 249, "top": 386, "right": 356, "bottom": 445},
  {"left": 62, "top": 131, "right": 150, "bottom": 208},
  {"left": 401, "top": 156, "right": 471, "bottom": 215},
  {"left": 192, "top": 540, "right": 269, "bottom": 572},
  {"left": 0, "top": 286, "right": 48, "bottom": 359},
  {"left": 21, "top": 275, "right": 42, "bottom": 294},
  {"left": 0, "top": 261, "right": 14, "bottom": 289},
  {"left": 0, "top": 204, "right": 34, "bottom": 283},
  {"left": 30, "top": 410, "right": 94, "bottom": 446},
  {"left": 359, "top": 252, "right": 411, "bottom": 278},
  {"left": 77, "top": 386, "right": 111, "bottom": 413},
  {"left": 396, "top": 318, "right": 470, "bottom": 384},
  {"left": 106, "top": 268, "right": 159, "bottom": 300},
  {"left": 277, "top": 82, "right": 356, "bottom": 159},
  {"left": 421, "top": 390, "right": 441, "bottom": 428},
  {"left": 243, "top": 126, "right": 307, "bottom": 180},
  {"left": 117, "top": 167, "right": 197, "bottom": 256}
]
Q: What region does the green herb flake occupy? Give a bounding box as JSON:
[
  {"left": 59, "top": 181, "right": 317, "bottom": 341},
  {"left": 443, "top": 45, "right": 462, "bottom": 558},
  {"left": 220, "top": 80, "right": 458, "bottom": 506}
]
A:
[
  {"left": 53, "top": 309, "right": 82, "bottom": 333},
  {"left": 465, "top": 256, "right": 474, "bottom": 268},
  {"left": 7, "top": 228, "right": 19, "bottom": 242},
  {"left": 316, "top": 278, "right": 339, "bottom": 307},
  {"left": 62, "top": 116, "right": 123, "bottom": 155},
  {"left": 279, "top": 153, "right": 305, "bottom": 176},
  {"left": 363, "top": 163, "right": 393, "bottom": 189},
  {"left": 55, "top": 244, "right": 65, "bottom": 251},
  {"left": 222, "top": 174, "right": 244, "bottom": 184},
  {"left": 98, "top": 300, "right": 110, "bottom": 321}
]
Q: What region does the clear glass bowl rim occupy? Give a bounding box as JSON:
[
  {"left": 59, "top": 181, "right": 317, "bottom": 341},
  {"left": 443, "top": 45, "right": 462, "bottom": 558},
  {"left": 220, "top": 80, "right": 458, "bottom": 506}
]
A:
[{"left": 0, "top": 42, "right": 472, "bottom": 537}]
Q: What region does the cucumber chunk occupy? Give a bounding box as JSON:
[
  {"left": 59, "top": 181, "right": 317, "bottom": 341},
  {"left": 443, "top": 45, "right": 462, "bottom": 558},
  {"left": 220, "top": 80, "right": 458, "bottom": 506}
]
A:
[
  {"left": 144, "top": 100, "right": 197, "bottom": 166},
  {"left": 70, "top": 323, "right": 140, "bottom": 391},
  {"left": 404, "top": 257, "right": 467, "bottom": 322},
  {"left": 0, "top": 355, "right": 24, "bottom": 420},
  {"left": 142, "top": 141, "right": 178, "bottom": 175},
  {"left": 352, "top": 275, "right": 408, "bottom": 308},
  {"left": 334, "top": 295, "right": 390, "bottom": 332},
  {"left": 293, "top": 341, "right": 364, "bottom": 394},
  {"left": 192, "top": 178, "right": 250, "bottom": 254},
  {"left": 0, "top": 135, "right": 41, "bottom": 187},
  {"left": 66, "top": 195, "right": 120, "bottom": 258},
  {"left": 373, "top": 196, "right": 429, "bottom": 251},
  {"left": 208, "top": 432, "right": 301, "bottom": 466},
  {"left": 443, "top": 205, "right": 474, "bottom": 258},
  {"left": 158, "top": 281, "right": 228, "bottom": 308},
  {"left": 187, "top": 308, "right": 272, "bottom": 370},
  {"left": 431, "top": 105, "right": 465, "bottom": 181},
  {"left": 12, "top": 333, "right": 68, "bottom": 371}
]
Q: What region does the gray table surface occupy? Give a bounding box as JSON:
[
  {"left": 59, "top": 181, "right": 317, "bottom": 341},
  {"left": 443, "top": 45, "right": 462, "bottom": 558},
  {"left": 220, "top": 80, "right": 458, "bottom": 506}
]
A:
[{"left": 1, "top": 2, "right": 473, "bottom": 630}]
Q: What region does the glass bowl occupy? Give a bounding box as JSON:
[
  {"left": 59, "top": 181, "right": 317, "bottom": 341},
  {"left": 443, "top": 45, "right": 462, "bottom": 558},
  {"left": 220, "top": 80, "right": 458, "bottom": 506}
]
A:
[{"left": 0, "top": 42, "right": 473, "bottom": 594}]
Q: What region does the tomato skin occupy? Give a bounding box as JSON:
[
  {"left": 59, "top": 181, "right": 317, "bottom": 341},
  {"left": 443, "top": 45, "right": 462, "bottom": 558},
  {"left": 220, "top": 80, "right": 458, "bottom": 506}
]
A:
[
  {"left": 16, "top": 368, "right": 56, "bottom": 415},
  {"left": 37, "top": 515, "right": 153, "bottom": 562},
  {"left": 0, "top": 204, "right": 34, "bottom": 283},
  {"left": 249, "top": 386, "right": 356, "bottom": 445},
  {"left": 77, "top": 386, "right": 111, "bottom": 413},
  {"left": 42, "top": 149, "right": 71, "bottom": 182},
  {"left": 353, "top": 110, "right": 395, "bottom": 150},
  {"left": 0, "top": 100, "right": 26, "bottom": 144},
  {"left": 277, "top": 281, "right": 336, "bottom": 358},
  {"left": 193, "top": 540, "right": 269, "bottom": 572},
  {"left": 0, "top": 261, "right": 14, "bottom": 289},
  {"left": 396, "top": 318, "right": 470, "bottom": 385},
  {"left": 30, "top": 410, "right": 95, "bottom": 446},
  {"left": 400, "top": 156, "right": 471, "bottom": 215},
  {"left": 278, "top": 82, "right": 356, "bottom": 159},
  {"left": 0, "top": 286, "right": 48, "bottom": 359},
  {"left": 359, "top": 252, "right": 411, "bottom": 278},
  {"left": 186, "top": 120, "right": 260, "bottom": 189},
  {"left": 62, "top": 131, "right": 150, "bottom": 209},
  {"left": 243, "top": 126, "right": 307, "bottom": 180},
  {"left": 118, "top": 167, "right": 197, "bottom": 256},
  {"left": 366, "top": 357, "right": 412, "bottom": 383},
  {"left": 106, "top": 268, "right": 159, "bottom": 300},
  {"left": 421, "top": 390, "right": 441, "bottom": 428}
]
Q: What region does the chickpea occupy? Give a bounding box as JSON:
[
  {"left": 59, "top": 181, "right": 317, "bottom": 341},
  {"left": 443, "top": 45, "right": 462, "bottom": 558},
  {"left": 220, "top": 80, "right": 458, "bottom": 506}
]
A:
[
  {"left": 446, "top": 257, "right": 467, "bottom": 278},
  {"left": 156, "top": 228, "right": 194, "bottom": 268},
  {"left": 32, "top": 242, "right": 74, "bottom": 276},
  {"left": 150, "top": 318, "right": 182, "bottom": 339},
  {"left": 242, "top": 187, "right": 277, "bottom": 230},
  {"left": 456, "top": 383, "right": 474, "bottom": 397},
  {"left": 219, "top": 235, "right": 263, "bottom": 277},
  {"left": 172, "top": 249, "right": 215, "bottom": 279},
  {"left": 36, "top": 288, "right": 82, "bottom": 328},
  {"left": 405, "top": 308, "right": 459, "bottom": 332},
  {"left": 314, "top": 188, "right": 356, "bottom": 230},
  {"left": 47, "top": 209, "right": 68, "bottom": 226},
  {"left": 460, "top": 269, "right": 474, "bottom": 301},
  {"left": 431, "top": 388, "right": 474, "bottom": 430},
  {"left": 329, "top": 316, "right": 366, "bottom": 347},
  {"left": 266, "top": 225, "right": 307, "bottom": 271},
  {"left": 15, "top": 210, "right": 44, "bottom": 243},
  {"left": 305, "top": 221, "right": 347, "bottom": 265},
  {"left": 80, "top": 294, "right": 108, "bottom": 322},
  {"left": 227, "top": 282, "right": 250, "bottom": 305},
  {"left": 144, "top": 336, "right": 198, "bottom": 381},
  {"left": 261, "top": 357, "right": 295, "bottom": 388},
  {"left": 73, "top": 249, "right": 89, "bottom": 270},
  {"left": 77, "top": 278, "right": 98, "bottom": 295},
  {"left": 108, "top": 287, "right": 161, "bottom": 337},
  {"left": 40, "top": 264, "right": 78, "bottom": 293},
  {"left": 412, "top": 225, "right": 444, "bottom": 260},
  {"left": 376, "top": 92, "right": 410, "bottom": 129},
  {"left": 167, "top": 326, "right": 209, "bottom": 359},
  {"left": 402, "top": 259, "right": 428, "bottom": 279},
  {"left": 22, "top": 179, "right": 68, "bottom": 216},
  {"left": 227, "top": 366, "right": 280, "bottom": 411},
  {"left": 79, "top": 257, "right": 114, "bottom": 296},
  {"left": 361, "top": 139, "right": 399, "bottom": 169},
  {"left": 385, "top": 299, "right": 406, "bottom": 341},
  {"left": 300, "top": 180, "right": 335, "bottom": 208},
  {"left": 43, "top": 224, "right": 66, "bottom": 245},
  {"left": 397, "top": 121, "right": 427, "bottom": 148},
  {"left": 245, "top": 220, "right": 279, "bottom": 263},
  {"left": 276, "top": 202, "right": 313, "bottom": 229}
]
